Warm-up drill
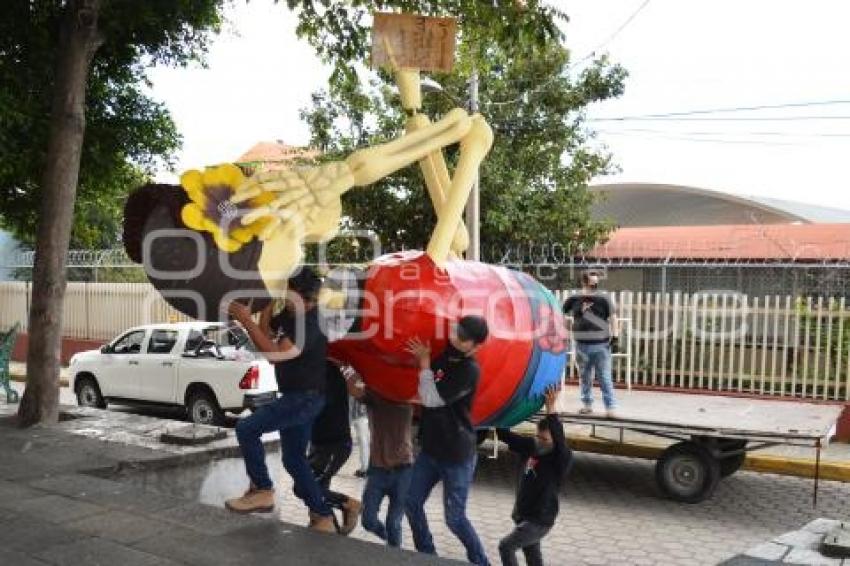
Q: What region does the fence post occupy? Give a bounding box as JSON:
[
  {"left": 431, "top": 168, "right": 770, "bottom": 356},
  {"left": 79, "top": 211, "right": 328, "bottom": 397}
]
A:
[
  {"left": 717, "top": 293, "right": 727, "bottom": 391},
  {"left": 85, "top": 282, "right": 90, "bottom": 341},
  {"left": 670, "top": 292, "right": 680, "bottom": 387},
  {"left": 781, "top": 295, "right": 791, "bottom": 397},
  {"left": 688, "top": 293, "right": 697, "bottom": 389},
  {"left": 801, "top": 297, "right": 812, "bottom": 398},
  {"left": 651, "top": 292, "right": 661, "bottom": 386},
  {"left": 750, "top": 297, "right": 760, "bottom": 394},
  {"left": 678, "top": 293, "right": 688, "bottom": 389},
  {"left": 838, "top": 297, "right": 846, "bottom": 401},
  {"left": 760, "top": 296, "right": 770, "bottom": 395},
  {"left": 737, "top": 295, "right": 748, "bottom": 393},
  {"left": 634, "top": 292, "right": 646, "bottom": 385},
  {"left": 824, "top": 297, "right": 834, "bottom": 401}
]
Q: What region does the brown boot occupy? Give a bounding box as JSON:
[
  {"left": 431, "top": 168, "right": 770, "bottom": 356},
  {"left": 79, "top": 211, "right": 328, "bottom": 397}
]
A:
[
  {"left": 224, "top": 486, "right": 274, "bottom": 514},
  {"left": 309, "top": 512, "right": 336, "bottom": 534},
  {"left": 340, "top": 498, "right": 361, "bottom": 535}
]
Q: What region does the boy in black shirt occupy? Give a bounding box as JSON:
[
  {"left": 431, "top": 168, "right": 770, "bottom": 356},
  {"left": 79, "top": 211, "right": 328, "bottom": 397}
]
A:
[
  {"left": 224, "top": 268, "right": 336, "bottom": 534},
  {"left": 405, "top": 315, "right": 491, "bottom": 566},
  {"left": 496, "top": 386, "right": 572, "bottom": 566}
]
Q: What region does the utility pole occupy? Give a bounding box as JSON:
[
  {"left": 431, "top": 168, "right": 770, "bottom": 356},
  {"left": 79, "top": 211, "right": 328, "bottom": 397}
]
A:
[{"left": 466, "top": 68, "right": 481, "bottom": 262}]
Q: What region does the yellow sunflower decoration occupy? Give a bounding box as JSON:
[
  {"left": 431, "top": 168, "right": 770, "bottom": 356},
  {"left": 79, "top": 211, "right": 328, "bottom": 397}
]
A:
[{"left": 179, "top": 163, "right": 274, "bottom": 252}]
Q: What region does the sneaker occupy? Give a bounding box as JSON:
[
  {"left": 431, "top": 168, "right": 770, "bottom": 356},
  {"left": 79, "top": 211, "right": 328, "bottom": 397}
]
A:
[
  {"left": 225, "top": 486, "right": 274, "bottom": 514},
  {"left": 354, "top": 469, "right": 367, "bottom": 479},
  {"left": 309, "top": 512, "right": 336, "bottom": 534},
  {"left": 577, "top": 405, "right": 593, "bottom": 415},
  {"left": 606, "top": 408, "right": 620, "bottom": 419},
  {"left": 340, "top": 498, "right": 362, "bottom": 535}
]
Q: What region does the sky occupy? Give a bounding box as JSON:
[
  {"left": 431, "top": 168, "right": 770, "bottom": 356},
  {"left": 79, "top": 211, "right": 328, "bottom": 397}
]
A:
[{"left": 149, "top": 0, "right": 850, "bottom": 210}]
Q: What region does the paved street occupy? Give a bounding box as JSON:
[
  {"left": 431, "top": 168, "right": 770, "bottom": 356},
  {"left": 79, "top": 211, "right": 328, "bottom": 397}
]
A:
[
  {"left": 8, "top": 381, "right": 850, "bottom": 564},
  {"left": 119, "top": 436, "right": 850, "bottom": 566}
]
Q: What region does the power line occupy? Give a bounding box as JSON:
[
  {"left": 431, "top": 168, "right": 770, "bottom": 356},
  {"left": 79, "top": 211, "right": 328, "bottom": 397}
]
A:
[
  {"left": 570, "top": 0, "right": 651, "bottom": 70},
  {"left": 483, "top": 68, "right": 572, "bottom": 109},
  {"left": 484, "top": 0, "right": 652, "bottom": 109},
  {"left": 598, "top": 127, "right": 850, "bottom": 138},
  {"left": 589, "top": 99, "right": 850, "bottom": 122},
  {"left": 596, "top": 130, "right": 824, "bottom": 146},
  {"left": 593, "top": 115, "right": 850, "bottom": 122}
]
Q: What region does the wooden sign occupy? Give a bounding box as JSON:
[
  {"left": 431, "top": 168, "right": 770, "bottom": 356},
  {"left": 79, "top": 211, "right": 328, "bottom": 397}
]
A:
[{"left": 371, "top": 13, "right": 457, "bottom": 72}]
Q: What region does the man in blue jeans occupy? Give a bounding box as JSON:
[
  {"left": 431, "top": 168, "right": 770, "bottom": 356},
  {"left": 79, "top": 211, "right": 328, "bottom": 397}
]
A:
[
  {"left": 562, "top": 271, "right": 619, "bottom": 417},
  {"left": 344, "top": 366, "right": 413, "bottom": 547},
  {"left": 224, "top": 268, "right": 336, "bottom": 533},
  {"left": 405, "top": 315, "right": 491, "bottom": 566}
]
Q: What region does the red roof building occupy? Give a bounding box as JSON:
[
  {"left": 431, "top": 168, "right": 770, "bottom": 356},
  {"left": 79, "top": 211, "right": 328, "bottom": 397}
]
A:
[{"left": 590, "top": 224, "right": 850, "bottom": 263}]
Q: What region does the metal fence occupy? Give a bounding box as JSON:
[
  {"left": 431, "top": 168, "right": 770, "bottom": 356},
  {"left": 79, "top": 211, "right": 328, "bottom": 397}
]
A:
[
  {"left": 0, "top": 282, "right": 190, "bottom": 342},
  {"left": 554, "top": 290, "right": 850, "bottom": 402},
  {"left": 1, "top": 282, "right": 849, "bottom": 401}
]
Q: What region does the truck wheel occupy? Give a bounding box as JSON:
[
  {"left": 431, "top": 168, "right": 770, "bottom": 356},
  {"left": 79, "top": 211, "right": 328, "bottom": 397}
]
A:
[
  {"left": 76, "top": 376, "right": 107, "bottom": 409},
  {"left": 718, "top": 440, "right": 747, "bottom": 478},
  {"left": 655, "top": 441, "right": 721, "bottom": 503},
  {"left": 186, "top": 389, "right": 225, "bottom": 427}
]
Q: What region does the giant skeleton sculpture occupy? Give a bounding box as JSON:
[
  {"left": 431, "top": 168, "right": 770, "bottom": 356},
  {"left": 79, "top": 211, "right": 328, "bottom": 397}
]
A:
[{"left": 123, "top": 70, "right": 568, "bottom": 427}]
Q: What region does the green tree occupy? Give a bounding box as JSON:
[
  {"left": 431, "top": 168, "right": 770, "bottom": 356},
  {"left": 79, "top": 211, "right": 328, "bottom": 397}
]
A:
[
  {"left": 0, "top": 2, "right": 219, "bottom": 248},
  {"left": 293, "top": 3, "right": 625, "bottom": 258},
  {"left": 6, "top": 0, "right": 226, "bottom": 426}
]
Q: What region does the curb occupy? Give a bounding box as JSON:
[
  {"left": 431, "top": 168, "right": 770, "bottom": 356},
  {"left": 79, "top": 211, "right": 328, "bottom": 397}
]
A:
[
  {"left": 10, "top": 373, "right": 70, "bottom": 388},
  {"left": 568, "top": 435, "right": 850, "bottom": 482}
]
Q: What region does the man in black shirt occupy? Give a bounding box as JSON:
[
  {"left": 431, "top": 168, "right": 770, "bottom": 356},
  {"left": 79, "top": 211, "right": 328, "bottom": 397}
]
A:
[
  {"left": 405, "top": 315, "right": 491, "bottom": 566},
  {"left": 496, "top": 386, "right": 573, "bottom": 566},
  {"left": 297, "top": 360, "right": 361, "bottom": 535},
  {"left": 562, "top": 271, "right": 619, "bottom": 417},
  {"left": 224, "top": 268, "right": 336, "bottom": 534}
]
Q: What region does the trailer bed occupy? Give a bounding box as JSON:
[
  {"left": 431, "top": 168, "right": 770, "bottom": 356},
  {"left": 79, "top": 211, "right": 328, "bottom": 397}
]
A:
[{"left": 552, "top": 387, "right": 841, "bottom": 447}]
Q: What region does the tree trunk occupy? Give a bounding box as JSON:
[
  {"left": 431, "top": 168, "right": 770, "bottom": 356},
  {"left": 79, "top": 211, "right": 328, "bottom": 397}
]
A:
[{"left": 18, "top": 0, "right": 103, "bottom": 427}]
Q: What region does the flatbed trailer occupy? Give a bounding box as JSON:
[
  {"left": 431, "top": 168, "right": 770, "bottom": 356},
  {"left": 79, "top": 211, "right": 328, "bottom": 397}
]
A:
[{"left": 524, "top": 388, "right": 842, "bottom": 504}]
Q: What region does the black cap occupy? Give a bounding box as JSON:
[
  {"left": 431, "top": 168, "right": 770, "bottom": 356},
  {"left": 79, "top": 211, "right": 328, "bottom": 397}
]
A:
[
  {"left": 287, "top": 267, "right": 322, "bottom": 301},
  {"left": 457, "top": 315, "right": 489, "bottom": 345}
]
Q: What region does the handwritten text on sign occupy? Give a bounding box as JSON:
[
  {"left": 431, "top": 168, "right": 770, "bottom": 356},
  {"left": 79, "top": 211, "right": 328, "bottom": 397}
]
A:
[{"left": 371, "top": 13, "right": 457, "bottom": 72}]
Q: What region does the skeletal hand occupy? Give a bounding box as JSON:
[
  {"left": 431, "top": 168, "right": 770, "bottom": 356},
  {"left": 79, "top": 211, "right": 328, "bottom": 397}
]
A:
[{"left": 229, "top": 161, "right": 354, "bottom": 241}]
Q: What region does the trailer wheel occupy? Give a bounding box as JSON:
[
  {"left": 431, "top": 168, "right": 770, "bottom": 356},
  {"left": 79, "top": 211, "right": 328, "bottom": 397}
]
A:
[
  {"left": 718, "top": 440, "right": 747, "bottom": 478},
  {"left": 655, "top": 442, "right": 721, "bottom": 503}
]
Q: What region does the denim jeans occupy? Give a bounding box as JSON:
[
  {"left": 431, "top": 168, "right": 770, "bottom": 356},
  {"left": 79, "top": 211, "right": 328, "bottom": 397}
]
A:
[
  {"left": 361, "top": 464, "right": 413, "bottom": 547},
  {"left": 498, "top": 521, "right": 551, "bottom": 566},
  {"left": 405, "top": 452, "right": 490, "bottom": 566},
  {"left": 576, "top": 341, "right": 616, "bottom": 409},
  {"left": 235, "top": 390, "right": 332, "bottom": 516}
]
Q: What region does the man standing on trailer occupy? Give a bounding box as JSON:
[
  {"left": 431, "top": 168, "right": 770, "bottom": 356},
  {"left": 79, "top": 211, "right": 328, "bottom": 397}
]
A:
[{"left": 563, "top": 271, "right": 619, "bottom": 417}]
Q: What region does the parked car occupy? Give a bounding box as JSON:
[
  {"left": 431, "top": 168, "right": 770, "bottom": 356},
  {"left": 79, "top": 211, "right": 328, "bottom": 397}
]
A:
[{"left": 70, "top": 322, "right": 278, "bottom": 426}]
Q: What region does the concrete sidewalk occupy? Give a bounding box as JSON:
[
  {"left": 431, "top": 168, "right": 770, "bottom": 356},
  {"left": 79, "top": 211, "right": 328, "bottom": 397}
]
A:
[{"left": 0, "top": 407, "right": 455, "bottom": 566}]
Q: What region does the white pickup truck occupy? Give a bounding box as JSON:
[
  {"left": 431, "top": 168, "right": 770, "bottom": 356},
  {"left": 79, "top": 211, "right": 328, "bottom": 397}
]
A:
[{"left": 70, "top": 322, "right": 278, "bottom": 426}]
